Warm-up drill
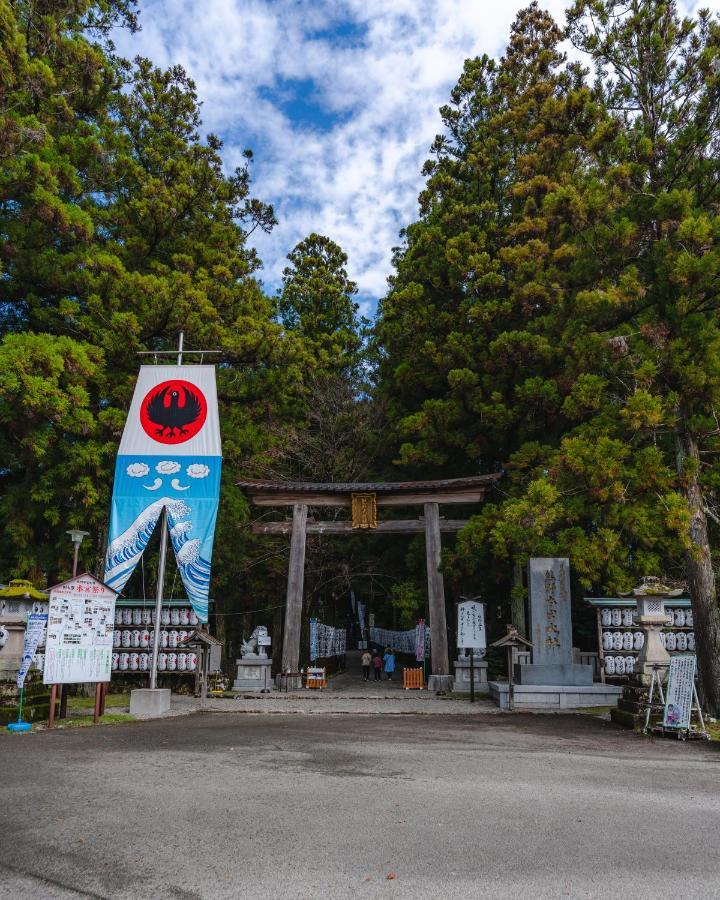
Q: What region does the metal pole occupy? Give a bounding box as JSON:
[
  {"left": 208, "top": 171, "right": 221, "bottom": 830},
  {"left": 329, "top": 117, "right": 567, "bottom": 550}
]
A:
[
  {"left": 470, "top": 650, "right": 475, "bottom": 704},
  {"left": 72, "top": 543, "right": 80, "bottom": 578},
  {"left": 177, "top": 331, "right": 184, "bottom": 366},
  {"left": 149, "top": 509, "right": 169, "bottom": 691}
]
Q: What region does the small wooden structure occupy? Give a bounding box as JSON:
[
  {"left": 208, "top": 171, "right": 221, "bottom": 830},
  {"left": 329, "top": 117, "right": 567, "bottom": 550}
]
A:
[
  {"left": 490, "top": 625, "right": 533, "bottom": 711},
  {"left": 179, "top": 629, "right": 222, "bottom": 706},
  {"left": 239, "top": 474, "right": 501, "bottom": 691}
]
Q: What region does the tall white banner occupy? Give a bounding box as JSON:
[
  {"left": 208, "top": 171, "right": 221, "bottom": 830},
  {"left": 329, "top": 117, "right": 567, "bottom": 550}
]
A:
[{"left": 104, "top": 366, "right": 222, "bottom": 622}]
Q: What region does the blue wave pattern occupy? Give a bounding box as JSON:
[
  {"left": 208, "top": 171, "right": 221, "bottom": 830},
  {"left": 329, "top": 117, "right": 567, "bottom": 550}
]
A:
[{"left": 105, "top": 455, "right": 221, "bottom": 623}]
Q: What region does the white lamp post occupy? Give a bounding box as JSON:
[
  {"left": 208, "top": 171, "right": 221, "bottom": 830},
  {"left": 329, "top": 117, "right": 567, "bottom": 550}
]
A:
[{"left": 66, "top": 529, "right": 90, "bottom": 578}]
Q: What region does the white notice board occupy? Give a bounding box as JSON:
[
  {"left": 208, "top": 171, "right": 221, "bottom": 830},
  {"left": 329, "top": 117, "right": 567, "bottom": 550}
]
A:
[
  {"left": 457, "top": 600, "right": 486, "bottom": 650},
  {"left": 44, "top": 575, "right": 117, "bottom": 685}
]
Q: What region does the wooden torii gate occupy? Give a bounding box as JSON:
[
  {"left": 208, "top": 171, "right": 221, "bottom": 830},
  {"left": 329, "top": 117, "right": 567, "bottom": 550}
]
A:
[{"left": 237, "top": 474, "right": 500, "bottom": 691}]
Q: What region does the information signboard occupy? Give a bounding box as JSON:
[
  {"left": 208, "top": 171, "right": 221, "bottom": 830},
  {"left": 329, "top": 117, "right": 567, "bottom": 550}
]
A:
[
  {"left": 43, "top": 574, "right": 118, "bottom": 685},
  {"left": 663, "top": 655, "right": 696, "bottom": 729},
  {"left": 17, "top": 613, "right": 48, "bottom": 689},
  {"left": 457, "top": 600, "right": 486, "bottom": 650}
]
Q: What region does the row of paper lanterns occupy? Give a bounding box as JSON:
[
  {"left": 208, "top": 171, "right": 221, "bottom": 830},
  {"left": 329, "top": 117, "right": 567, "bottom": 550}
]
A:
[
  {"left": 602, "top": 631, "right": 695, "bottom": 652},
  {"left": 113, "top": 607, "right": 198, "bottom": 626},
  {"left": 113, "top": 629, "right": 192, "bottom": 649},
  {"left": 600, "top": 608, "right": 694, "bottom": 627},
  {"left": 111, "top": 652, "right": 198, "bottom": 671}
]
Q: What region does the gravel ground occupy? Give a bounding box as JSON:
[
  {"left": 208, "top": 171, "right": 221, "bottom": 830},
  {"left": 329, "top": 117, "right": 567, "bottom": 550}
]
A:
[{"left": 1, "top": 711, "right": 718, "bottom": 899}]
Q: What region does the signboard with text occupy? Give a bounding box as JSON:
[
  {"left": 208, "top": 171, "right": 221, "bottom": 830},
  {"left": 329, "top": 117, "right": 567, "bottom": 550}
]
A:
[
  {"left": 457, "top": 601, "right": 486, "bottom": 650},
  {"left": 17, "top": 613, "right": 48, "bottom": 689},
  {"left": 43, "top": 574, "right": 118, "bottom": 685},
  {"left": 663, "top": 655, "right": 696, "bottom": 729}
]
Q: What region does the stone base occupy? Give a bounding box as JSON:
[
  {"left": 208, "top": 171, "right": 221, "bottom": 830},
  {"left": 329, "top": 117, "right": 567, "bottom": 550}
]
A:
[
  {"left": 427, "top": 674, "right": 454, "bottom": 693},
  {"left": 129, "top": 688, "right": 171, "bottom": 717},
  {"left": 515, "top": 663, "right": 593, "bottom": 686},
  {"left": 453, "top": 659, "right": 489, "bottom": 694},
  {"left": 233, "top": 657, "right": 273, "bottom": 692},
  {"left": 489, "top": 681, "right": 622, "bottom": 710}
]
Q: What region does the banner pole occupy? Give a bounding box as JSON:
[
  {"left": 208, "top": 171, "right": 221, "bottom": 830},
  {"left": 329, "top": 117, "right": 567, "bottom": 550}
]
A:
[{"left": 149, "top": 508, "right": 169, "bottom": 691}]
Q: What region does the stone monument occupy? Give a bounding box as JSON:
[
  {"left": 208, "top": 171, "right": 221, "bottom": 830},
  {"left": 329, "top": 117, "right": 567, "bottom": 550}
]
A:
[
  {"left": 517, "top": 558, "right": 592, "bottom": 686},
  {"left": 489, "top": 558, "right": 622, "bottom": 709},
  {"left": 233, "top": 626, "right": 273, "bottom": 692}
]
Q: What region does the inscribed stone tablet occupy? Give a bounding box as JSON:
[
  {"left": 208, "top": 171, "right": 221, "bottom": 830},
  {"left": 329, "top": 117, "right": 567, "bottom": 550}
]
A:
[{"left": 528, "top": 558, "right": 573, "bottom": 666}]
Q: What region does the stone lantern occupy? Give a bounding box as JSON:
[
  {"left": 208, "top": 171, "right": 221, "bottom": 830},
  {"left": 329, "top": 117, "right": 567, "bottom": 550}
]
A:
[{"left": 624, "top": 576, "right": 685, "bottom": 683}]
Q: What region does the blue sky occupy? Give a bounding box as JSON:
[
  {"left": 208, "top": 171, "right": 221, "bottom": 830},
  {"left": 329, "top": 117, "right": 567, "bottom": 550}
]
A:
[{"left": 117, "top": 0, "right": 718, "bottom": 317}]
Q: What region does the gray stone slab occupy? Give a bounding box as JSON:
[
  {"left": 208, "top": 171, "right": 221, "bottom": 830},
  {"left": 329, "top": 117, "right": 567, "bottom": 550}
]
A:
[
  {"left": 528, "top": 557, "right": 572, "bottom": 666},
  {"left": 514, "top": 663, "right": 593, "bottom": 686},
  {"left": 453, "top": 659, "right": 489, "bottom": 694},
  {"left": 129, "top": 688, "right": 171, "bottom": 717},
  {"left": 489, "top": 681, "right": 622, "bottom": 710}
]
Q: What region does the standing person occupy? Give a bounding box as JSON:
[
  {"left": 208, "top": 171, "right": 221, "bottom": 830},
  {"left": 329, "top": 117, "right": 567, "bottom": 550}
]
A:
[
  {"left": 372, "top": 651, "right": 383, "bottom": 681},
  {"left": 383, "top": 647, "right": 396, "bottom": 681},
  {"left": 361, "top": 649, "right": 372, "bottom": 681}
]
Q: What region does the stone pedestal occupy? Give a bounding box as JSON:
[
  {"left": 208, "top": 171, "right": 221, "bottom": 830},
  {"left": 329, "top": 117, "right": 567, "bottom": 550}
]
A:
[
  {"left": 233, "top": 657, "right": 273, "bottom": 692},
  {"left": 428, "top": 674, "right": 454, "bottom": 693},
  {"left": 490, "top": 681, "right": 622, "bottom": 710},
  {"left": 129, "top": 688, "right": 171, "bottom": 717},
  {"left": 453, "top": 658, "right": 489, "bottom": 694}
]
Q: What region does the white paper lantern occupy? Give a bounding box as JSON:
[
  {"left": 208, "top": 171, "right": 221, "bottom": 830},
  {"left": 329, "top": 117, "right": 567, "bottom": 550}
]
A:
[
  {"left": 634, "top": 631, "right": 644, "bottom": 650},
  {"left": 121, "top": 630, "right": 131, "bottom": 648},
  {"left": 622, "top": 631, "right": 633, "bottom": 650},
  {"left": 622, "top": 609, "right": 634, "bottom": 626},
  {"left": 122, "top": 608, "right": 132, "bottom": 625},
  {"left": 129, "top": 652, "right": 139, "bottom": 671},
  {"left": 676, "top": 633, "right": 688, "bottom": 651},
  {"left": 170, "top": 608, "right": 180, "bottom": 625},
  {"left": 615, "top": 656, "right": 626, "bottom": 675},
  {"left": 188, "top": 653, "right": 198, "bottom": 671},
  {"left": 611, "top": 609, "right": 622, "bottom": 626},
  {"left": 113, "top": 630, "right": 121, "bottom": 648},
  {"left": 189, "top": 610, "right": 199, "bottom": 626},
  {"left": 612, "top": 632, "right": 623, "bottom": 650},
  {"left": 602, "top": 631, "right": 613, "bottom": 650},
  {"left": 688, "top": 633, "right": 695, "bottom": 651},
  {"left": 119, "top": 652, "right": 129, "bottom": 671},
  {"left": 178, "top": 653, "right": 187, "bottom": 671},
  {"left": 179, "top": 608, "right": 190, "bottom": 626},
  {"left": 601, "top": 609, "right": 612, "bottom": 626},
  {"left": 167, "top": 652, "right": 177, "bottom": 671},
  {"left": 674, "top": 609, "right": 685, "bottom": 627},
  {"left": 686, "top": 610, "right": 694, "bottom": 627},
  {"left": 659, "top": 632, "right": 667, "bottom": 648},
  {"left": 112, "top": 652, "right": 119, "bottom": 671},
  {"left": 605, "top": 656, "right": 616, "bottom": 675},
  {"left": 665, "top": 632, "right": 677, "bottom": 651},
  {"left": 139, "top": 653, "right": 149, "bottom": 671},
  {"left": 625, "top": 656, "right": 635, "bottom": 674},
  {"left": 131, "top": 630, "right": 141, "bottom": 648}
]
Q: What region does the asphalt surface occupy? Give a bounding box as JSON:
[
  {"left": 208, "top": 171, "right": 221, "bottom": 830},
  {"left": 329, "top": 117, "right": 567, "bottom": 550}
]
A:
[{"left": 1, "top": 712, "right": 718, "bottom": 899}]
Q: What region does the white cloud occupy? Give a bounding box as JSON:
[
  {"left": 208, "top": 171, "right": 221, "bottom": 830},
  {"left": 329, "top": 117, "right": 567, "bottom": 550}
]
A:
[
  {"left": 156, "top": 460, "right": 181, "bottom": 475},
  {"left": 126, "top": 462, "right": 149, "bottom": 477},
  {"left": 117, "top": 0, "right": 716, "bottom": 312}
]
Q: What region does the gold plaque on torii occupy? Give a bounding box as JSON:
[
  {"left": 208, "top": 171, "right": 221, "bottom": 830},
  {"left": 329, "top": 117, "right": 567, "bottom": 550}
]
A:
[{"left": 351, "top": 493, "right": 377, "bottom": 529}]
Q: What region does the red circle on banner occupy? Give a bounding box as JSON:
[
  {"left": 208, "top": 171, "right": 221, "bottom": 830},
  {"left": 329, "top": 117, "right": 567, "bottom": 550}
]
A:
[{"left": 140, "top": 379, "right": 207, "bottom": 444}]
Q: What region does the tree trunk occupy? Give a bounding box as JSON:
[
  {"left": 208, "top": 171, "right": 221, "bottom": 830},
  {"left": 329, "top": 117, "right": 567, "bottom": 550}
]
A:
[
  {"left": 675, "top": 426, "right": 720, "bottom": 716},
  {"left": 511, "top": 557, "right": 527, "bottom": 638}
]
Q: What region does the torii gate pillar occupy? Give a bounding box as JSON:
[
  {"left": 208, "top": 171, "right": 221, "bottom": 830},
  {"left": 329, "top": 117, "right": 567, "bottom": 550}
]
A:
[{"left": 424, "top": 502, "right": 453, "bottom": 692}]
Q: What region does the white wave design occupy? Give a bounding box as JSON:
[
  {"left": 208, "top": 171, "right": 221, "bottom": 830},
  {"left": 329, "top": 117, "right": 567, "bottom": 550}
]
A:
[{"left": 105, "top": 498, "right": 191, "bottom": 590}]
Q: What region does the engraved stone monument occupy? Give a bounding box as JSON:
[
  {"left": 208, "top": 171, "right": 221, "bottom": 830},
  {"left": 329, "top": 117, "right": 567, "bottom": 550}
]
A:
[{"left": 516, "top": 558, "right": 593, "bottom": 686}]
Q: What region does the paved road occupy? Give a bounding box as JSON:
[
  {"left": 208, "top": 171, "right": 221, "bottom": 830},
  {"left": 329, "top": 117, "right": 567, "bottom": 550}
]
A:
[{"left": 1, "top": 712, "right": 718, "bottom": 899}]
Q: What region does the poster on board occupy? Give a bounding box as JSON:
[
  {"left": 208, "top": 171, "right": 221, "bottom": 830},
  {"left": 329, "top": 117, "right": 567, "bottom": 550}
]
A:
[
  {"left": 457, "top": 600, "right": 486, "bottom": 650},
  {"left": 663, "top": 655, "right": 696, "bottom": 729},
  {"left": 43, "top": 574, "right": 118, "bottom": 685},
  {"left": 17, "top": 612, "right": 48, "bottom": 689}
]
